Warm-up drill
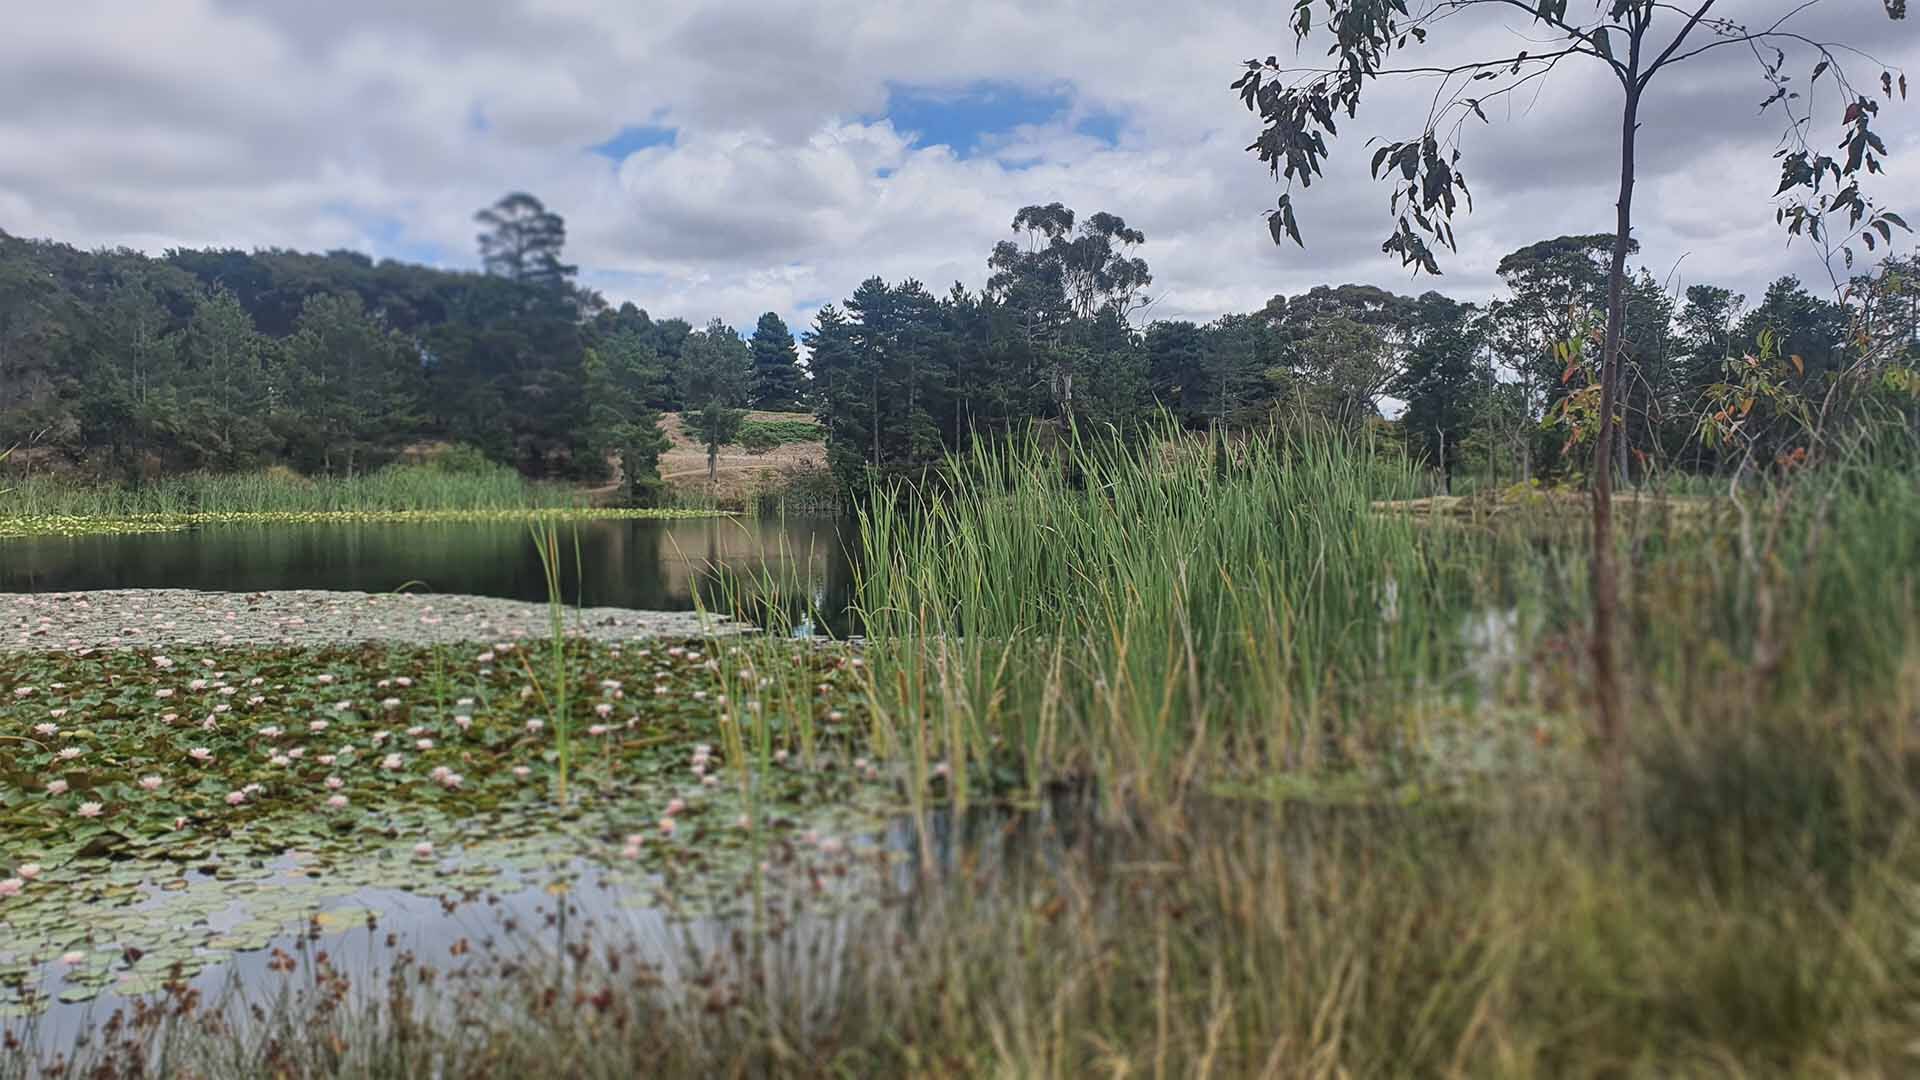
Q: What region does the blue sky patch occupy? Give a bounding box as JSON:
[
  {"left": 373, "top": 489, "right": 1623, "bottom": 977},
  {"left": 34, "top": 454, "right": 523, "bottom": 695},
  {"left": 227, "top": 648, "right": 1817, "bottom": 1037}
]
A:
[
  {"left": 879, "top": 80, "right": 1073, "bottom": 157},
  {"left": 588, "top": 124, "right": 678, "bottom": 161},
  {"left": 334, "top": 207, "right": 445, "bottom": 266},
  {"left": 1073, "top": 110, "right": 1124, "bottom": 146}
]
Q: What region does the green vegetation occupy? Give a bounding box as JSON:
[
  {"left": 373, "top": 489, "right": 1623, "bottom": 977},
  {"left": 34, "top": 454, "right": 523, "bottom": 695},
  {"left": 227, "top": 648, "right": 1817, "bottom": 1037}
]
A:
[
  {"left": 8, "top": 431, "right": 1918, "bottom": 1073},
  {"left": 5, "top": 461, "right": 576, "bottom": 518},
  {"left": 0, "top": 461, "right": 725, "bottom": 537},
  {"left": 735, "top": 418, "right": 822, "bottom": 454}
]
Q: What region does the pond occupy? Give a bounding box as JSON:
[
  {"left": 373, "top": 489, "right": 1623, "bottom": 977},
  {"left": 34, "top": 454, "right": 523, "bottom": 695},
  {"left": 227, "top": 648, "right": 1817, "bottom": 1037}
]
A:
[
  {"left": 0, "top": 514, "right": 858, "bottom": 633},
  {"left": 0, "top": 515, "right": 886, "bottom": 1056},
  {"left": 0, "top": 515, "right": 856, "bottom": 626}
]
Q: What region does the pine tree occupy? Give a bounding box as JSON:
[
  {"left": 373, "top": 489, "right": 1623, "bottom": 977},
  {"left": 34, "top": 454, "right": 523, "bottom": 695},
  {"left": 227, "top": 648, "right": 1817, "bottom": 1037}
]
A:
[
  {"left": 747, "top": 312, "right": 809, "bottom": 411},
  {"left": 582, "top": 330, "right": 671, "bottom": 505}
]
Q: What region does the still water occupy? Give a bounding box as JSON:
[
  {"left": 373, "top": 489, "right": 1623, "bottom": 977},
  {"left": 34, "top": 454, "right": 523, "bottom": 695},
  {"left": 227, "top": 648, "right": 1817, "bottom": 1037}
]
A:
[{"left": 0, "top": 515, "right": 857, "bottom": 630}]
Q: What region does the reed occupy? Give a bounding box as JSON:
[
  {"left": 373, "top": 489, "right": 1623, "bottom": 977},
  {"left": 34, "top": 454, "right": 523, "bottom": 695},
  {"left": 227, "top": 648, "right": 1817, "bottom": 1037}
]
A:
[
  {"left": 4, "top": 462, "right": 583, "bottom": 517},
  {"left": 854, "top": 423, "right": 1479, "bottom": 799}
]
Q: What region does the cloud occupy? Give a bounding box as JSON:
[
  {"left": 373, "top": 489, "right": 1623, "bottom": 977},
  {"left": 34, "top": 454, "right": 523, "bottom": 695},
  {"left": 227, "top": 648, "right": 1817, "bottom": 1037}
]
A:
[{"left": 1, "top": 0, "right": 1914, "bottom": 337}]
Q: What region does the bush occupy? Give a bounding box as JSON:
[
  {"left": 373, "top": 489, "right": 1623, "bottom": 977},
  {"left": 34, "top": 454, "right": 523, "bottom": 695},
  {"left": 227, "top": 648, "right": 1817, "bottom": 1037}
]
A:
[
  {"left": 735, "top": 419, "right": 822, "bottom": 454},
  {"left": 428, "top": 443, "right": 498, "bottom": 475}
]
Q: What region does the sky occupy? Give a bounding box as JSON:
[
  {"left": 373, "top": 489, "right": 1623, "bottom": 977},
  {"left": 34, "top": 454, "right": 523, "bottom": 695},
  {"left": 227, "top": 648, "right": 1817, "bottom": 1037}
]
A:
[{"left": 2, "top": 0, "right": 1917, "bottom": 337}]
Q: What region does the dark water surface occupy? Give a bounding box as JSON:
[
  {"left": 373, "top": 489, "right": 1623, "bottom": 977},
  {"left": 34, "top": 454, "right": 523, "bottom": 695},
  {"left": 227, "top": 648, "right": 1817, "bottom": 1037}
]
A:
[{"left": 0, "top": 515, "right": 856, "bottom": 627}]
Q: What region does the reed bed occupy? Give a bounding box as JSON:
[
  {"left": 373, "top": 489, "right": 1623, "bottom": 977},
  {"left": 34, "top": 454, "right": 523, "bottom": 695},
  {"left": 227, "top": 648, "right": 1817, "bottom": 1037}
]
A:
[{"left": 4, "top": 462, "right": 580, "bottom": 518}]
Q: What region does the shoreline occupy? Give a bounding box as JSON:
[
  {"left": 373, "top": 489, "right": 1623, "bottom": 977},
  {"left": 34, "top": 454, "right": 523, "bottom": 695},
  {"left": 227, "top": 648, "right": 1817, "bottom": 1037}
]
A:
[
  {"left": 1, "top": 588, "right": 735, "bottom": 653},
  {"left": 0, "top": 506, "right": 730, "bottom": 540}
]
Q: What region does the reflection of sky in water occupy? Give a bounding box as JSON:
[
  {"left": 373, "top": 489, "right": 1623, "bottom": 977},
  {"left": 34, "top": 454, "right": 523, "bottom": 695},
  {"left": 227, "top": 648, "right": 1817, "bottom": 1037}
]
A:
[{"left": 10, "top": 796, "right": 1089, "bottom": 1065}]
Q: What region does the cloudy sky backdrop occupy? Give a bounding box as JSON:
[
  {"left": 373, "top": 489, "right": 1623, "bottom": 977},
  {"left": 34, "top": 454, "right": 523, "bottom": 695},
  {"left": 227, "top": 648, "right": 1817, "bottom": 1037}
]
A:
[{"left": 3, "top": 0, "right": 1916, "bottom": 335}]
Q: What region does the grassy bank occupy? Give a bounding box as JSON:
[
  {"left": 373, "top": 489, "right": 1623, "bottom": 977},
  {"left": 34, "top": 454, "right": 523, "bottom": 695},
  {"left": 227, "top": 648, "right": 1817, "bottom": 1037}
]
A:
[
  {"left": 4, "top": 462, "right": 582, "bottom": 517},
  {"left": 0, "top": 462, "right": 727, "bottom": 537}
]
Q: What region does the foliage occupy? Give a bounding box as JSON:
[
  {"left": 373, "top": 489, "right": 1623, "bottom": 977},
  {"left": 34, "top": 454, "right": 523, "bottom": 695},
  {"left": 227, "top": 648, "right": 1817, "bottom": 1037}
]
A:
[
  {"left": 735, "top": 418, "right": 822, "bottom": 454},
  {"left": 474, "top": 192, "right": 577, "bottom": 289},
  {"left": 747, "top": 312, "right": 809, "bottom": 411},
  {"left": 583, "top": 331, "right": 672, "bottom": 506}
]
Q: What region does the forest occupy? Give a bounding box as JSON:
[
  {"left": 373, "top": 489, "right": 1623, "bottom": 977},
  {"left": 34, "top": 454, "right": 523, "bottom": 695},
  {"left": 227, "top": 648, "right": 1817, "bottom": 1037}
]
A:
[{"left": 6, "top": 191, "right": 1914, "bottom": 502}]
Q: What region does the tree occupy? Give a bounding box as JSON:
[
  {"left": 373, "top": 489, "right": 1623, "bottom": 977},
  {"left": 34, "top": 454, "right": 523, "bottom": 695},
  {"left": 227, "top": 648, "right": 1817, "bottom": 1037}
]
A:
[
  {"left": 474, "top": 192, "right": 577, "bottom": 290},
  {"left": 177, "top": 286, "right": 276, "bottom": 468},
  {"left": 1392, "top": 292, "right": 1489, "bottom": 489},
  {"left": 681, "top": 400, "right": 747, "bottom": 485},
  {"left": 747, "top": 312, "right": 809, "bottom": 411},
  {"left": 986, "top": 203, "right": 1153, "bottom": 417},
  {"left": 582, "top": 330, "right": 671, "bottom": 504},
  {"left": 283, "top": 293, "right": 420, "bottom": 476},
  {"left": 678, "top": 319, "right": 752, "bottom": 483},
  {"left": 1233, "top": 0, "right": 1909, "bottom": 800}
]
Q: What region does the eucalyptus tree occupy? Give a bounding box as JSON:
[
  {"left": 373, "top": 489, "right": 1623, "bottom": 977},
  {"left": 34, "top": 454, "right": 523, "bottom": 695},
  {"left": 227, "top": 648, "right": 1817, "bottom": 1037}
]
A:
[
  {"left": 1233, "top": 0, "right": 1908, "bottom": 794},
  {"left": 987, "top": 203, "right": 1152, "bottom": 417}
]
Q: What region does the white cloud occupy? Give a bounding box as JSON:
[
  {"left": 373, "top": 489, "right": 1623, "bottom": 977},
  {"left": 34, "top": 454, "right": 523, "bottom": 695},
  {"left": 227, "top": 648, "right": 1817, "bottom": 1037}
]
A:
[{"left": 1, "top": 0, "right": 1914, "bottom": 336}]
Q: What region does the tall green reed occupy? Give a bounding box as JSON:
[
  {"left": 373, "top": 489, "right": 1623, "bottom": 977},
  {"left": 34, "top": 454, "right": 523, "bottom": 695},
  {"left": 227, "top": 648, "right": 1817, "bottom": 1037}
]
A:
[
  {"left": 854, "top": 422, "right": 1480, "bottom": 800},
  {"left": 6, "top": 462, "right": 582, "bottom": 517},
  {"left": 525, "top": 521, "right": 574, "bottom": 803}
]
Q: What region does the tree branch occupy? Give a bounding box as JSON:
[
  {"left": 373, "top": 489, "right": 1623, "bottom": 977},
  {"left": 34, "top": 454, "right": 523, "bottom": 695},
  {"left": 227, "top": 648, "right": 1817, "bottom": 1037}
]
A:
[{"left": 1640, "top": 0, "right": 1719, "bottom": 85}]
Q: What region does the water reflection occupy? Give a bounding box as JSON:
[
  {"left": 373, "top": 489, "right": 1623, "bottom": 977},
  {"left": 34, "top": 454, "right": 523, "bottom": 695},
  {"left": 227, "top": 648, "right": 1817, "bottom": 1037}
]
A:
[{"left": 0, "top": 516, "right": 860, "bottom": 634}]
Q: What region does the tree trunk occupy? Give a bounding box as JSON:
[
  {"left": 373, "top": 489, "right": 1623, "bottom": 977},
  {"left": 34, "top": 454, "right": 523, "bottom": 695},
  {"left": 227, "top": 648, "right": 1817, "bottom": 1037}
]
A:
[
  {"left": 1591, "top": 83, "right": 1640, "bottom": 810},
  {"left": 708, "top": 441, "right": 718, "bottom": 484}
]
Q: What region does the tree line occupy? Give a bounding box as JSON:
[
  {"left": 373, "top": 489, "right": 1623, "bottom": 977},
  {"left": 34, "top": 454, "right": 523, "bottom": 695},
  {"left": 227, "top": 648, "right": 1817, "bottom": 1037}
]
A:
[
  {"left": 805, "top": 208, "right": 1918, "bottom": 496},
  {"left": 3, "top": 192, "right": 1915, "bottom": 501},
  {"left": 0, "top": 193, "right": 809, "bottom": 504}
]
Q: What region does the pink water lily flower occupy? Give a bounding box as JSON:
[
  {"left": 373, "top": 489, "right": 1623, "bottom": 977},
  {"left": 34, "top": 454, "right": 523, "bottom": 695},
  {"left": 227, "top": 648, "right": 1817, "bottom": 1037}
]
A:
[
  {"left": 139, "top": 776, "right": 163, "bottom": 791},
  {"left": 76, "top": 802, "right": 103, "bottom": 818},
  {"left": 189, "top": 747, "right": 213, "bottom": 762},
  {"left": 0, "top": 879, "right": 22, "bottom": 898},
  {"left": 45, "top": 779, "right": 68, "bottom": 795}
]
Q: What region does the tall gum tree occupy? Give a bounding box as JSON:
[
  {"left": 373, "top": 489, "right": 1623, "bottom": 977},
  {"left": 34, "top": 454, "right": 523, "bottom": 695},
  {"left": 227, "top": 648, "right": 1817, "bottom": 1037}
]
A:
[{"left": 1232, "top": 0, "right": 1908, "bottom": 799}]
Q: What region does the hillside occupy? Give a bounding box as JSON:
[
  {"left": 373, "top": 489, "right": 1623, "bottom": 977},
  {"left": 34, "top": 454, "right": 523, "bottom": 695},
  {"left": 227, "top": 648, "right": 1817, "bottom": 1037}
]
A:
[{"left": 654, "top": 411, "right": 830, "bottom": 507}]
